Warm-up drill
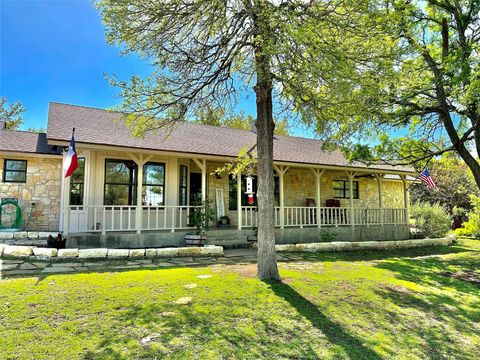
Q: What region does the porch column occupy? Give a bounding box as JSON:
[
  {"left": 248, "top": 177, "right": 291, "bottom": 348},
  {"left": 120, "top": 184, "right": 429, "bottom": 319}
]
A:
[
  {"left": 374, "top": 174, "right": 384, "bottom": 226},
  {"left": 274, "top": 165, "right": 289, "bottom": 229},
  {"left": 401, "top": 175, "right": 410, "bottom": 225},
  {"left": 310, "top": 168, "right": 325, "bottom": 228},
  {"left": 192, "top": 158, "right": 207, "bottom": 202},
  {"left": 129, "top": 153, "right": 153, "bottom": 234},
  {"left": 61, "top": 151, "right": 70, "bottom": 235},
  {"left": 237, "top": 173, "right": 242, "bottom": 230},
  {"left": 345, "top": 171, "right": 356, "bottom": 233}
]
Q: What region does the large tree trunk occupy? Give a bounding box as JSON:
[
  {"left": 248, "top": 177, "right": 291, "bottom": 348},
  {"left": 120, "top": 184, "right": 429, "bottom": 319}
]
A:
[
  {"left": 255, "top": 76, "right": 280, "bottom": 281},
  {"left": 252, "top": 12, "right": 280, "bottom": 281}
]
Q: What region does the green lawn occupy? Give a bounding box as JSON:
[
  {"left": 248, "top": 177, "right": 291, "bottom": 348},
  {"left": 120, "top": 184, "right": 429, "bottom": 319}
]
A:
[{"left": 1, "top": 240, "right": 479, "bottom": 360}]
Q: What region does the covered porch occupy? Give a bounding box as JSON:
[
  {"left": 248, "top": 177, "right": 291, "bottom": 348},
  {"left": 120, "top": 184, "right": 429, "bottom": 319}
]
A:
[{"left": 61, "top": 147, "right": 411, "bottom": 242}]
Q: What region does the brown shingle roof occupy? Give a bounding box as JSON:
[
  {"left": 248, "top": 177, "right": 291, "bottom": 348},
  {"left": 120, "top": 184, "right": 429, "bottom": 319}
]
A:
[
  {"left": 47, "top": 102, "right": 413, "bottom": 174},
  {"left": 0, "top": 129, "right": 62, "bottom": 155}
]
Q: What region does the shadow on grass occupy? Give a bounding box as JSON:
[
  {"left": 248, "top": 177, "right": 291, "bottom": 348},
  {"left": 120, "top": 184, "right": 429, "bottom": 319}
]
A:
[{"left": 267, "top": 280, "right": 382, "bottom": 360}]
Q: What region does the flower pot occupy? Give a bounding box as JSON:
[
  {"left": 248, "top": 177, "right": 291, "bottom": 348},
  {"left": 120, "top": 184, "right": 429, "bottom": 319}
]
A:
[{"left": 185, "top": 234, "right": 207, "bottom": 247}]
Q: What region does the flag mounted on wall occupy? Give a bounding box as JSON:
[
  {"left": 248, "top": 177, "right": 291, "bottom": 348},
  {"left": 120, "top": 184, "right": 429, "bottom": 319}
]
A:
[
  {"left": 419, "top": 168, "right": 436, "bottom": 188},
  {"left": 64, "top": 128, "right": 78, "bottom": 178}
]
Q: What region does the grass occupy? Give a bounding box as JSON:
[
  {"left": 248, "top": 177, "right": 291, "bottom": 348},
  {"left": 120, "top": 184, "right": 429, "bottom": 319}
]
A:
[{"left": 0, "top": 239, "right": 479, "bottom": 360}]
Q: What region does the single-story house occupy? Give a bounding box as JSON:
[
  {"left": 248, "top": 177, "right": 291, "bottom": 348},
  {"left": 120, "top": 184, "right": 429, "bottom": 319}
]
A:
[{"left": 0, "top": 102, "right": 415, "bottom": 248}]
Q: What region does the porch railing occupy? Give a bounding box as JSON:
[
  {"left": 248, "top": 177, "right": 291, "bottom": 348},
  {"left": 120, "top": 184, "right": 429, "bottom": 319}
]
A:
[
  {"left": 67, "top": 205, "right": 407, "bottom": 234},
  {"left": 67, "top": 205, "right": 201, "bottom": 234},
  {"left": 240, "top": 206, "right": 407, "bottom": 228}
]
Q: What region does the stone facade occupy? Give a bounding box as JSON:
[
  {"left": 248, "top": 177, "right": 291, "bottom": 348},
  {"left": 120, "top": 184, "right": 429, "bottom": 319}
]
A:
[{"left": 0, "top": 155, "right": 62, "bottom": 230}]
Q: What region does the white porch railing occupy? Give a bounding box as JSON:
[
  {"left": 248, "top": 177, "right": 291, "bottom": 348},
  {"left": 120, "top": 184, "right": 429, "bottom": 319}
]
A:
[
  {"left": 67, "top": 205, "right": 201, "bottom": 234},
  {"left": 240, "top": 206, "right": 407, "bottom": 228},
  {"left": 67, "top": 205, "right": 407, "bottom": 233}
]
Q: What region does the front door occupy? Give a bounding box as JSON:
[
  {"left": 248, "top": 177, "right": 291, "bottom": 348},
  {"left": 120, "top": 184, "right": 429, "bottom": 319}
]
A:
[{"left": 189, "top": 172, "right": 202, "bottom": 205}]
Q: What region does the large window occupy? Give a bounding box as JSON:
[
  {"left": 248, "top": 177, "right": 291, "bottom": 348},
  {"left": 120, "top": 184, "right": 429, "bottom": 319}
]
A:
[
  {"left": 3, "top": 159, "right": 27, "bottom": 183},
  {"left": 179, "top": 165, "right": 188, "bottom": 206},
  {"left": 229, "top": 175, "right": 280, "bottom": 210},
  {"left": 70, "top": 158, "right": 85, "bottom": 205},
  {"left": 104, "top": 159, "right": 137, "bottom": 205},
  {"left": 333, "top": 180, "right": 359, "bottom": 199},
  {"left": 143, "top": 162, "right": 165, "bottom": 206}
]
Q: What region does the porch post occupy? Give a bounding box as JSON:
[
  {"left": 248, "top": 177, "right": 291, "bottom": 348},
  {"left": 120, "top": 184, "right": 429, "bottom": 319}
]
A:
[
  {"left": 274, "top": 165, "right": 289, "bottom": 229},
  {"left": 192, "top": 158, "right": 207, "bottom": 202},
  {"left": 401, "top": 175, "right": 410, "bottom": 225},
  {"left": 128, "top": 153, "right": 153, "bottom": 234},
  {"left": 375, "top": 174, "right": 384, "bottom": 226},
  {"left": 237, "top": 173, "right": 242, "bottom": 230},
  {"left": 310, "top": 168, "right": 324, "bottom": 228},
  {"left": 136, "top": 154, "right": 144, "bottom": 234},
  {"left": 61, "top": 151, "right": 70, "bottom": 235},
  {"left": 345, "top": 171, "right": 356, "bottom": 237}
]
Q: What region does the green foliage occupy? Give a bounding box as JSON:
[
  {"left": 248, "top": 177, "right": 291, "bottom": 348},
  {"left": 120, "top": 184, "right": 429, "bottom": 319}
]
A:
[
  {"left": 455, "top": 195, "right": 480, "bottom": 238},
  {"left": 410, "top": 154, "right": 480, "bottom": 213},
  {"left": 319, "top": 229, "right": 338, "bottom": 242},
  {"left": 410, "top": 202, "right": 451, "bottom": 239},
  {"left": 0, "top": 97, "right": 25, "bottom": 130},
  {"left": 188, "top": 200, "right": 216, "bottom": 235}
]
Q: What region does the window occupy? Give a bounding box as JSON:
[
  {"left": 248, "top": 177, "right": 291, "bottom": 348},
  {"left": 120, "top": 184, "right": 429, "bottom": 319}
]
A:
[
  {"left": 229, "top": 175, "right": 280, "bottom": 210},
  {"left": 143, "top": 162, "right": 165, "bottom": 206},
  {"left": 3, "top": 160, "right": 27, "bottom": 183},
  {"left": 104, "top": 159, "right": 137, "bottom": 205},
  {"left": 333, "top": 180, "right": 359, "bottom": 199},
  {"left": 179, "top": 165, "right": 188, "bottom": 206},
  {"left": 70, "top": 158, "right": 85, "bottom": 205}
]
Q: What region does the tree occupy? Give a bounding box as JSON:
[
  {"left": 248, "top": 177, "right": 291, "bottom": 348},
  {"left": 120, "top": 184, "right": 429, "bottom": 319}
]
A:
[
  {"left": 192, "top": 106, "right": 289, "bottom": 136},
  {"left": 307, "top": 1, "right": 480, "bottom": 190},
  {"left": 410, "top": 153, "right": 479, "bottom": 212},
  {"left": 96, "top": 0, "right": 387, "bottom": 280},
  {"left": 0, "top": 97, "right": 25, "bottom": 130}
]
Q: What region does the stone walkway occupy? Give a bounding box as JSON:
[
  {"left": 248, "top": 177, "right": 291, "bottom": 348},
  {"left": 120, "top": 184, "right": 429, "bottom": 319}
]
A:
[{"left": 0, "top": 248, "right": 306, "bottom": 278}]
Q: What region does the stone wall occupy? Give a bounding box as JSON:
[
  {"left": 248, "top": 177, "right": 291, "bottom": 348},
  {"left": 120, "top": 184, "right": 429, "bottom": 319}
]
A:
[{"left": 0, "top": 155, "right": 62, "bottom": 230}]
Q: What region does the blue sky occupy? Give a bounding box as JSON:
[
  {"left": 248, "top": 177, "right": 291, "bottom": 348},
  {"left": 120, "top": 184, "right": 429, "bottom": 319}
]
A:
[{"left": 2, "top": 0, "right": 288, "bottom": 133}]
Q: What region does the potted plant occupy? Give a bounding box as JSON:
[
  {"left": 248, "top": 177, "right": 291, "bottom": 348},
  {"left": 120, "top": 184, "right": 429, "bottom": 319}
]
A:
[
  {"left": 217, "top": 215, "right": 230, "bottom": 227},
  {"left": 185, "top": 201, "right": 216, "bottom": 246}
]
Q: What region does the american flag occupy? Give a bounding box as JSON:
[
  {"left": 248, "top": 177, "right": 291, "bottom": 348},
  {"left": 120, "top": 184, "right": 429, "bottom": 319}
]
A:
[{"left": 419, "top": 168, "right": 436, "bottom": 188}]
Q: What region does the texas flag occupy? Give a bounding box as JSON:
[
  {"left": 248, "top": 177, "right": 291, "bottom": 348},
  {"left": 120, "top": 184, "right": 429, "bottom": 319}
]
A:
[{"left": 64, "top": 129, "right": 78, "bottom": 178}]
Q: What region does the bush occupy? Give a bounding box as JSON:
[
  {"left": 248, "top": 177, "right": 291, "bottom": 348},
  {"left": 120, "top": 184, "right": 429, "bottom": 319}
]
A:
[
  {"left": 410, "top": 202, "right": 451, "bottom": 239},
  {"left": 455, "top": 196, "right": 480, "bottom": 238}
]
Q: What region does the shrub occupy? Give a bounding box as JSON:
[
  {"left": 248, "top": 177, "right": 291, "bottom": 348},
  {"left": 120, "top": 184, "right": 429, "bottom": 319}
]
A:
[
  {"left": 410, "top": 202, "right": 451, "bottom": 239},
  {"left": 455, "top": 196, "right": 480, "bottom": 238}
]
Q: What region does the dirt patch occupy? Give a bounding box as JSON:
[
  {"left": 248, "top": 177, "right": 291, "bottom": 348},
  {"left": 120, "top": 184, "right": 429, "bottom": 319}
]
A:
[
  {"left": 440, "top": 270, "right": 480, "bottom": 286},
  {"left": 227, "top": 264, "right": 258, "bottom": 278},
  {"left": 382, "top": 284, "right": 413, "bottom": 295}
]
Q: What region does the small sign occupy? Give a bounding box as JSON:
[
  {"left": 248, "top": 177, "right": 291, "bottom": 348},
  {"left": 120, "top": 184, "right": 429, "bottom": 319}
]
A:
[{"left": 215, "top": 188, "right": 225, "bottom": 220}]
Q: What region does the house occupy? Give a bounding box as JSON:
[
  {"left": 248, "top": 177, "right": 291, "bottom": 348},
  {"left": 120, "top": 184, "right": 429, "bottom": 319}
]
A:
[{"left": 0, "top": 102, "right": 414, "bottom": 248}]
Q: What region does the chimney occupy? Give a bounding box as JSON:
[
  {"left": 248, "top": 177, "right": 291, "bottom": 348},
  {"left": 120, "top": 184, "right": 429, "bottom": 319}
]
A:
[{"left": 0, "top": 120, "right": 6, "bottom": 130}]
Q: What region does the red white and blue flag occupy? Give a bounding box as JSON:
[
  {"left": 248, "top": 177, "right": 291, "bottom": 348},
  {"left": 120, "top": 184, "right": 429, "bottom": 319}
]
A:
[
  {"left": 419, "top": 168, "right": 436, "bottom": 188},
  {"left": 64, "top": 129, "right": 78, "bottom": 178}
]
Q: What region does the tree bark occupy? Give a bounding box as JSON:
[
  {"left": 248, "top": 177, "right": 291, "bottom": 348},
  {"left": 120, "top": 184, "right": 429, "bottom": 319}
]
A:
[{"left": 252, "top": 4, "right": 280, "bottom": 282}]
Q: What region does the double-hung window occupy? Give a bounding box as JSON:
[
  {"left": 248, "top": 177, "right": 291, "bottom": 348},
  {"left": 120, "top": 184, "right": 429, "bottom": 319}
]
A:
[
  {"left": 104, "top": 159, "right": 137, "bottom": 205},
  {"left": 70, "top": 158, "right": 85, "bottom": 205},
  {"left": 333, "top": 180, "right": 359, "bottom": 199},
  {"left": 3, "top": 160, "right": 27, "bottom": 183},
  {"left": 143, "top": 162, "right": 165, "bottom": 206},
  {"left": 179, "top": 165, "right": 188, "bottom": 206}
]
